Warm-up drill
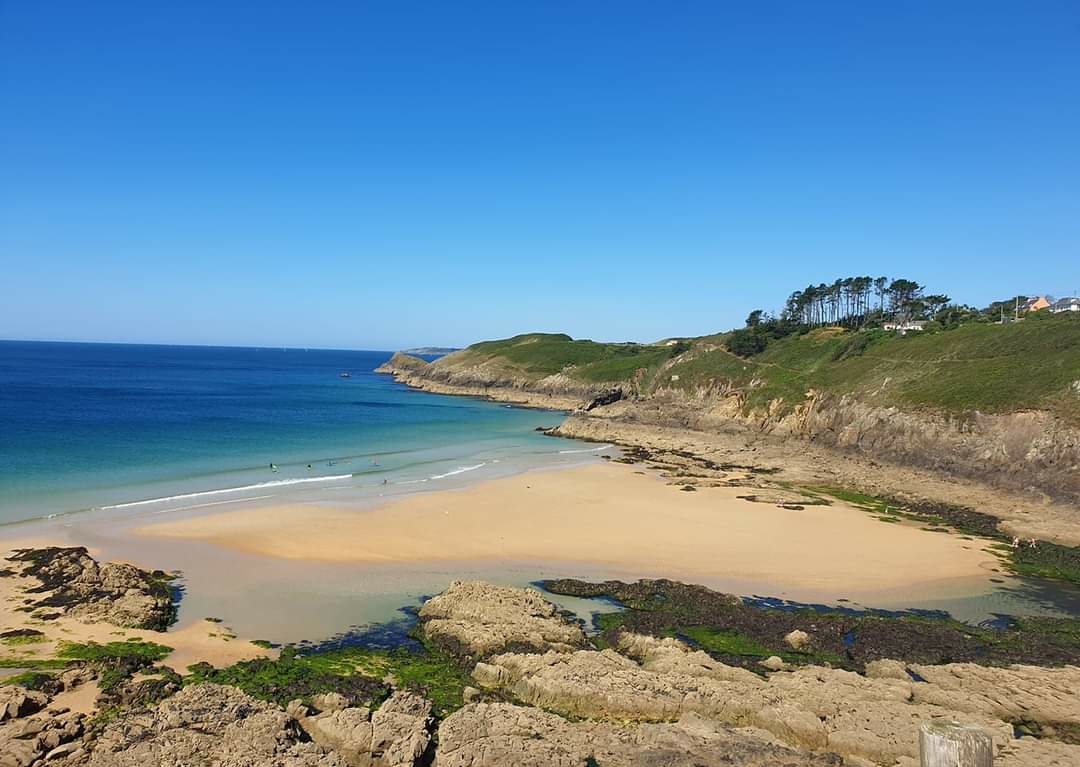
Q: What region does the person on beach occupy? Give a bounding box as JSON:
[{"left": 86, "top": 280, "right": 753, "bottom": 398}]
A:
[{"left": 1012, "top": 536, "right": 1020, "bottom": 549}]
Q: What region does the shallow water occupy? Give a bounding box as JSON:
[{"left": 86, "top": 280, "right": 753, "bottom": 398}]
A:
[{"left": 0, "top": 341, "right": 587, "bottom": 525}]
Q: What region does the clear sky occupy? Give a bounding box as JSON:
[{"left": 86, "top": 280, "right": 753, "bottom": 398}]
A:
[{"left": 2, "top": 2, "right": 1078, "bottom": 350}]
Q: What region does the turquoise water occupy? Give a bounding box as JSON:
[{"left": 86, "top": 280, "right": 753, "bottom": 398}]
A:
[{"left": 0, "top": 341, "right": 588, "bottom": 525}]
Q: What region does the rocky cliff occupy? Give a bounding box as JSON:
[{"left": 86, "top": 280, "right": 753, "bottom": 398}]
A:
[{"left": 376, "top": 348, "right": 1080, "bottom": 509}]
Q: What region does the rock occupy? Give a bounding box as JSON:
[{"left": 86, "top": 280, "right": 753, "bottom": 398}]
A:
[
  {"left": 760, "top": 656, "right": 787, "bottom": 671},
  {"left": 286, "top": 699, "right": 310, "bottom": 719},
  {"left": 785, "top": 629, "right": 811, "bottom": 651},
  {"left": 312, "top": 692, "right": 349, "bottom": 713},
  {"left": 86, "top": 683, "right": 339, "bottom": 767},
  {"left": 44, "top": 742, "right": 80, "bottom": 761},
  {"left": 0, "top": 687, "right": 48, "bottom": 722},
  {"left": 434, "top": 703, "right": 841, "bottom": 766},
  {"left": 299, "top": 690, "right": 432, "bottom": 767},
  {"left": 418, "top": 581, "right": 585, "bottom": 659},
  {"left": 864, "top": 659, "right": 910, "bottom": 680},
  {"left": 0, "top": 701, "right": 84, "bottom": 767},
  {"left": 906, "top": 662, "right": 1080, "bottom": 725},
  {"left": 370, "top": 692, "right": 433, "bottom": 766},
  {"left": 5, "top": 547, "right": 174, "bottom": 630},
  {"left": 58, "top": 668, "right": 97, "bottom": 691},
  {"left": 471, "top": 636, "right": 1020, "bottom": 765},
  {"left": 461, "top": 687, "right": 481, "bottom": 703}
]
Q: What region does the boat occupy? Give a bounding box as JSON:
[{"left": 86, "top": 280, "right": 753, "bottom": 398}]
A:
[{"left": 339, "top": 372, "right": 351, "bottom": 378}]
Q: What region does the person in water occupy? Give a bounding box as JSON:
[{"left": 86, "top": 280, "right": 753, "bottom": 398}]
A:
[{"left": 269, "top": 463, "right": 278, "bottom": 473}]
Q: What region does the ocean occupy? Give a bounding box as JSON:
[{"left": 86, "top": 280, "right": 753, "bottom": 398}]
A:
[{"left": 0, "top": 341, "right": 598, "bottom": 527}]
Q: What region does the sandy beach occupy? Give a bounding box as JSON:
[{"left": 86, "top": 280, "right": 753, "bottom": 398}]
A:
[{"left": 135, "top": 461, "right": 1002, "bottom": 598}]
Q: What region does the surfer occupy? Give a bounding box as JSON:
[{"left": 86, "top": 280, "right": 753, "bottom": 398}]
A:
[{"left": 270, "top": 463, "right": 278, "bottom": 473}]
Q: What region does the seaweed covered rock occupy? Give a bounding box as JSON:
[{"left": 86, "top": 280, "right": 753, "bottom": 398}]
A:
[
  {"left": 6, "top": 547, "right": 175, "bottom": 630},
  {"left": 417, "top": 581, "right": 584, "bottom": 660},
  {"left": 434, "top": 703, "right": 842, "bottom": 767}
]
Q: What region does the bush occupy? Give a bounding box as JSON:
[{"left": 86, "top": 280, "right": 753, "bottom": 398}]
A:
[{"left": 726, "top": 329, "right": 768, "bottom": 357}]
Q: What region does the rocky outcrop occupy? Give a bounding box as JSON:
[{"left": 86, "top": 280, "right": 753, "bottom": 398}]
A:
[
  {"left": 86, "top": 683, "right": 336, "bottom": 767},
  {"left": 417, "top": 581, "right": 585, "bottom": 660},
  {"left": 376, "top": 351, "right": 603, "bottom": 411},
  {"left": 470, "top": 639, "right": 1080, "bottom": 765},
  {"left": 0, "top": 687, "right": 48, "bottom": 723},
  {"left": 6, "top": 547, "right": 175, "bottom": 630},
  {"left": 82, "top": 683, "right": 433, "bottom": 767},
  {"left": 294, "top": 691, "right": 433, "bottom": 767},
  {"left": 434, "top": 703, "right": 841, "bottom": 767},
  {"left": 0, "top": 684, "right": 87, "bottom": 767},
  {"left": 374, "top": 353, "right": 431, "bottom": 376},
  {"left": 422, "top": 580, "right": 1080, "bottom": 766}
]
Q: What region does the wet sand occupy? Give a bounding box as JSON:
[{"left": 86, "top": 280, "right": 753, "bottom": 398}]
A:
[{"left": 136, "top": 461, "right": 1002, "bottom": 597}]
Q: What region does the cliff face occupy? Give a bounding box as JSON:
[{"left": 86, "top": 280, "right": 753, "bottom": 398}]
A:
[
  {"left": 376, "top": 351, "right": 607, "bottom": 411},
  {"left": 377, "top": 351, "right": 1080, "bottom": 504}
]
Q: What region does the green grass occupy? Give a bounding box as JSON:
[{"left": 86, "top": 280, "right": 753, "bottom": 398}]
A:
[
  {"left": 440, "top": 315, "right": 1080, "bottom": 422},
  {"left": 452, "top": 333, "right": 682, "bottom": 384},
  {"left": 663, "top": 312, "right": 1080, "bottom": 422}
]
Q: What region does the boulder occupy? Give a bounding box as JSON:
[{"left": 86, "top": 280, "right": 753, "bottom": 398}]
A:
[
  {"left": 418, "top": 581, "right": 585, "bottom": 659},
  {"left": 760, "top": 656, "right": 788, "bottom": 671},
  {"left": 785, "top": 629, "right": 811, "bottom": 651},
  {"left": 298, "top": 691, "right": 432, "bottom": 767},
  {"left": 0, "top": 687, "right": 48, "bottom": 722}
]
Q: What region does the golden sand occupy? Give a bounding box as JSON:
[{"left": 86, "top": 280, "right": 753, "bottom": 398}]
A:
[{"left": 135, "top": 462, "right": 1000, "bottom": 595}]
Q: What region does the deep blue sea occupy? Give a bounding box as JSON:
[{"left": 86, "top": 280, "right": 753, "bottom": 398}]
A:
[{"left": 0, "top": 341, "right": 591, "bottom": 526}]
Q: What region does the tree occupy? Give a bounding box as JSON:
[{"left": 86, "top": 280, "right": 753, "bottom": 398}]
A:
[{"left": 745, "top": 309, "right": 766, "bottom": 327}]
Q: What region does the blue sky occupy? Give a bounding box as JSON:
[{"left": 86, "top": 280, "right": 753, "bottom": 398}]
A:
[{"left": 2, "top": 2, "right": 1078, "bottom": 349}]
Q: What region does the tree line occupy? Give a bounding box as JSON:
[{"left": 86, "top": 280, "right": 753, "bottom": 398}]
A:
[{"left": 778, "top": 277, "right": 950, "bottom": 328}]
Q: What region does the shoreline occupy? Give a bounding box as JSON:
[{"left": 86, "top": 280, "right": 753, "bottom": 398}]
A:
[
  {"left": 379, "top": 359, "right": 1080, "bottom": 546},
  {"left": 132, "top": 461, "right": 1002, "bottom": 601}
]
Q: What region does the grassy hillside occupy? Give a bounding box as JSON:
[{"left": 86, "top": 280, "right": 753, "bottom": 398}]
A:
[
  {"left": 663, "top": 312, "right": 1080, "bottom": 423},
  {"left": 449, "top": 315, "right": 1080, "bottom": 423},
  {"left": 446, "top": 333, "right": 685, "bottom": 384}
]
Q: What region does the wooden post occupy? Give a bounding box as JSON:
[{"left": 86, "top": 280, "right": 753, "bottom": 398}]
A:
[{"left": 920, "top": 721, "right": 993, "bottom": 767}]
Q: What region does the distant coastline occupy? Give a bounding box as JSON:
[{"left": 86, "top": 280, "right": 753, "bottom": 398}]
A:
[{"left": 401, "top": 346, "right": 461, "bottom": 355}]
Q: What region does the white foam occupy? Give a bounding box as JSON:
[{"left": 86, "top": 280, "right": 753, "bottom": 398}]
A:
[
  {"left": 151, "top": 494, "right": 275, "bottom": 514},
  {"left": 558, "top": 444, "right": 612, "bottom": 454},
  {"left": 429, "top": 463, "right": 486, "bottom": 480},
  {"left": 97, "top": 475, "right": 354, "bottom": 510}
]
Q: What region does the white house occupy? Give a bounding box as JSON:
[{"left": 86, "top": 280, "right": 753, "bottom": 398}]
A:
[
  {"left": 883, "top": 320, "right": 926, "bottom": 333},
  {"left": 1050, "top": 297, "right": 1080, "bottom": 314}
]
